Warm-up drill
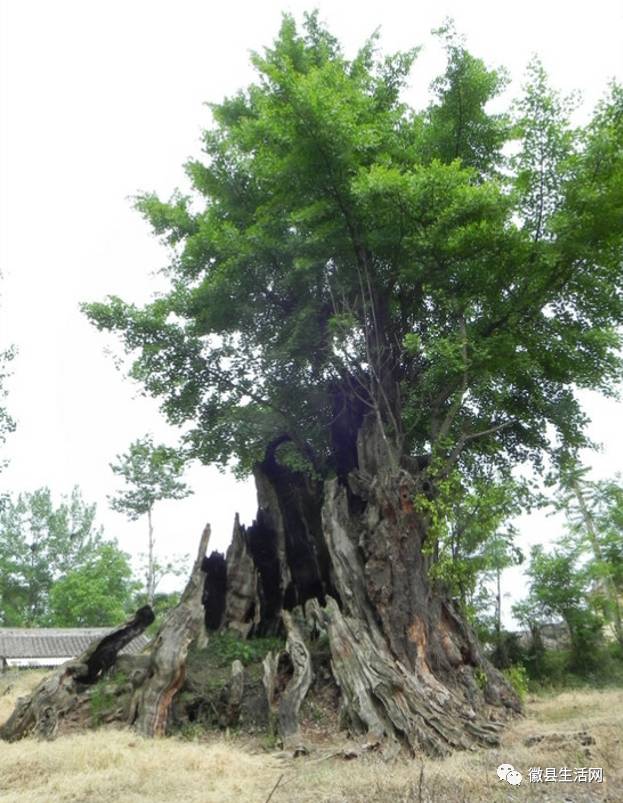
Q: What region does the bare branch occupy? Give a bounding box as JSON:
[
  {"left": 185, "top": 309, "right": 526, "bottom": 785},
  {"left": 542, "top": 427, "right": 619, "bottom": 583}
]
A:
[{"left": 436, "top": 419, "right": 516, "bottom": 479}]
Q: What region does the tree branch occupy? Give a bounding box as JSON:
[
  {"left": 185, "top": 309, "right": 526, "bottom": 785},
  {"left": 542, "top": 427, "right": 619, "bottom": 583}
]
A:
[{"left": 437, "top": 420, "right": 515, "bottom": 478}]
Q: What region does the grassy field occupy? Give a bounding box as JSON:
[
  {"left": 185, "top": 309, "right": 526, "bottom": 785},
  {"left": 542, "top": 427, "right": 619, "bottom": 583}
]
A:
[{"left": 0, "top": 670, "right": 621, "bottom": 802}]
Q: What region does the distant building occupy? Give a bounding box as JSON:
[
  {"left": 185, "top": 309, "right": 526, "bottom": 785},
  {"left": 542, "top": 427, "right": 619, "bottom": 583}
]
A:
[
  {"left": 0, "top": 628, "right": 151, "bottom": 670},
  {"left": 516, "top": 621, "right": 571, "bottom": 651}
]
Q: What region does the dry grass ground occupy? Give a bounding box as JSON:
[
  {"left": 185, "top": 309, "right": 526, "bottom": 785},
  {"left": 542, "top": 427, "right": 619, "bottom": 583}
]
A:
[
  {"left": 0, "top": 670, "right": 48, "bottom": 727},
  {"left": 0, "top": 670, "right": 621, "bottom": 802}
]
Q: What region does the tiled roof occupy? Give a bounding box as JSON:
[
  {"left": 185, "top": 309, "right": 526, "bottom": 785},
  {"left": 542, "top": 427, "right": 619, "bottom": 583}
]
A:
[{"left": 0, "top": 628, "right": 151, "bottom": 659}]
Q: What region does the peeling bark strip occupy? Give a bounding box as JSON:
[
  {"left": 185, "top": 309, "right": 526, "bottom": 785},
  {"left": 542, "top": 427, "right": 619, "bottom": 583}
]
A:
[
  {"left": 0, "top": 607, "right": 154, "bottom": 742},
  {"left": 308, "top": 597, "right": 501, "bottom": 758},
  {"left": 130, "top": 523, "right": 211, "bottom": 736},
  {"left": 226, "top": 660, "right": 244, "bottom": 726},
  {"left": 278, "top": 610, "right": 313, "bottom": 749},
  {"left": 221, "top": 514, "right": 260, "bottom": 638},
  {"left": 262, "top": 650, "right": 279, "bottom": 707}
]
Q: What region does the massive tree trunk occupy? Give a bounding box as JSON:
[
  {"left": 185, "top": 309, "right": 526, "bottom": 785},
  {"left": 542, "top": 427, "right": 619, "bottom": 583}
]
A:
[
  {"left": 204, "top": 415, "right": 521, "bottom": 757},
  {"left": 1, "top": 420, "right": 519, "bottom": 756}
]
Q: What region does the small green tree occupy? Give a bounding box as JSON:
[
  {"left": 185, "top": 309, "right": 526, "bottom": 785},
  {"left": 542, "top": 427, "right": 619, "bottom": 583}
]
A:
[
  {"left": 109, "top": 435, "right": 192, "bottom": 607},
  {"left": 47, "top": 542, "right": 138, "bottom": 626},
  {"left": 512, "top": 597, "right": 547, "bottom": 677},
  {"left": 592, "top": 479, "right": 623, "bottom": 604},
  {"left": 522, "top": 543, "right": 603, "bottom": 670},
  {"left": 555, "top": 463, "right": 623, "bottom": 647},
  {"left": 429, "top": 476, "right": 525, "bottom": 616}
]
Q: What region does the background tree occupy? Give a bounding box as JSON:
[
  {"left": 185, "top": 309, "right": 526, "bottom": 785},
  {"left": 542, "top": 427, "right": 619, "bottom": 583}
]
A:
[
  {"left": 512, "top": 597, "right": 547, "bottom": 677},
  {"left": 590, "top": 479, "right": 623, "bottom": 627},
  {"left": 0, "top": 486, "right": 104, "bottom": 625},
  {"left": 47, "top": 542, "right": 138, "bottom": 627},
  {"left": 134, "top": 552, "right": 190, "bottom": 602},
  {"left": 429, "top": 476, "right": 525, "bottom": 613},
  {"left": 109, "top": 435, "right": 192, "bottom": 607},
  {"left": 555, "top": 462, "right": 623, "bottom": 646},
  {"left": 485, "top": 531, "right": 524, "bottom": 667},
  {"left": 84, "top": 14, "right": 623, "bottom": 755},
  {"left": 521, "top": 542, "right": 603, "bottom": 671}
]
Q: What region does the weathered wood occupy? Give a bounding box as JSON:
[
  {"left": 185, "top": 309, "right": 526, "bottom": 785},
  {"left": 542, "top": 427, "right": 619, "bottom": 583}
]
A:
[
  {"left": 226, "top": 659, "right": 244, "bottom": 726},
  {"left": 4, "top": 414, "right": 522, "bottom": 757},
  {"left": 77, "top": 605, "right": 155, "bottom": 683},
  {"left": 222, "top": 514, "right": 260, "bottom": 637},
  {"left": 316, "top": 439, "right": 517, "bottom": 756},
  {"left": 197, "top": 416, "right": 520, "bottom": 758},
  {"left": 308, "top": 597, "right": 502, "bottom": 758},
  {"left": 129, "top": 523, "right": 211, "bottom": 736},
  {"left": 0, "top": 606, "right": 154, "bottom": 742},
  {"left": 262, "top": 650, "right": 279, "bottom": 708},
  {"left": 277, "top": 609, "right": 313, "bottom": 750}
]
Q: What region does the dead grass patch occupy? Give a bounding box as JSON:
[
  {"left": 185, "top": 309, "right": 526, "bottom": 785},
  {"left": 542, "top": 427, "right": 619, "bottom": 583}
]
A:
[
  {"left": 0, "top": 730, "right": 282, "bottom": 803},
  {"left": 0, "top": 672, "right": 621, "bottom": 802},
  {"left": 0, "top": 670, "right": 47, "bottom": 726}
]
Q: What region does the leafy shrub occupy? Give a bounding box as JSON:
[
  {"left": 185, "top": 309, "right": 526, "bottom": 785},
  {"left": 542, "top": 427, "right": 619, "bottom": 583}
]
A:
[
  {"left": 526, "top": 644, "right": 623, "bottom": 691},
  {"left": 89, "top": 670, "right": 129, "bottom": 726},
  {"left": 474, "top": 668, "right": 487, "bottom": 691},
  {"left": 204, "top": 632, "right": 284, "bottom": 667},
  {"left": 503, "top": 664, "right": 529, "bottom": 702},
  {"left": 177, "top": 722, "right": 207, "bottom": 741}
]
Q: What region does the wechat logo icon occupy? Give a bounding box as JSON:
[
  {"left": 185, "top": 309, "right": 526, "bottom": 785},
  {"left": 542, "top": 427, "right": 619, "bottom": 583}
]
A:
[{"left": 497, "top": 763, "right": 523, "bottom": 785}]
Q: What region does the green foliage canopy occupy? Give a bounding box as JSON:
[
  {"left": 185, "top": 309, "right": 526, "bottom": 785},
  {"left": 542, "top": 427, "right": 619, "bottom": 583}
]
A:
[
  {"left": 84, "top": 15, "right": 623, "bottom": 486},
  {"left": 48, "top": 542, "right": 138, "bottom": 627}
]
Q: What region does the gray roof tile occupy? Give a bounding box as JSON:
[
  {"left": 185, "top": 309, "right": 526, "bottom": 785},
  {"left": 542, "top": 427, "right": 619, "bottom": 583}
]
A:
[{"left": 0, "top": 628, "right": 151, "bottom": 659}]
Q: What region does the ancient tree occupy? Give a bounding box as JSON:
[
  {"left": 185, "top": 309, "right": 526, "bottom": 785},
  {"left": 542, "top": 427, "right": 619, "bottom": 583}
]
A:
[{"left": 83, "top": 16, "right": 623, "bottom": 755}]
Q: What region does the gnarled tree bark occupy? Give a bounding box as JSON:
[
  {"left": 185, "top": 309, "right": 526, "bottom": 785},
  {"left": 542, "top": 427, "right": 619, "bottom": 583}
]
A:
[
  {"left": 277, "top": 609, "right": 313, "bottom": 750},
  {"left": 2, "top": 420, "right": 520, "bottom": 759},
  {"left": 203, "top": 416, "right": 520, "bottom": 757},
  {"left": 130, "top": 522, "right": 211, "bottom": 736}
]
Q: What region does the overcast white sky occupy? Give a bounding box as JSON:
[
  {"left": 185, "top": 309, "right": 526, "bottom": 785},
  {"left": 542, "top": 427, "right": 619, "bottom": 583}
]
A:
[{"left": 1, "top": 1, "right": 622, "bottom": 617}]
